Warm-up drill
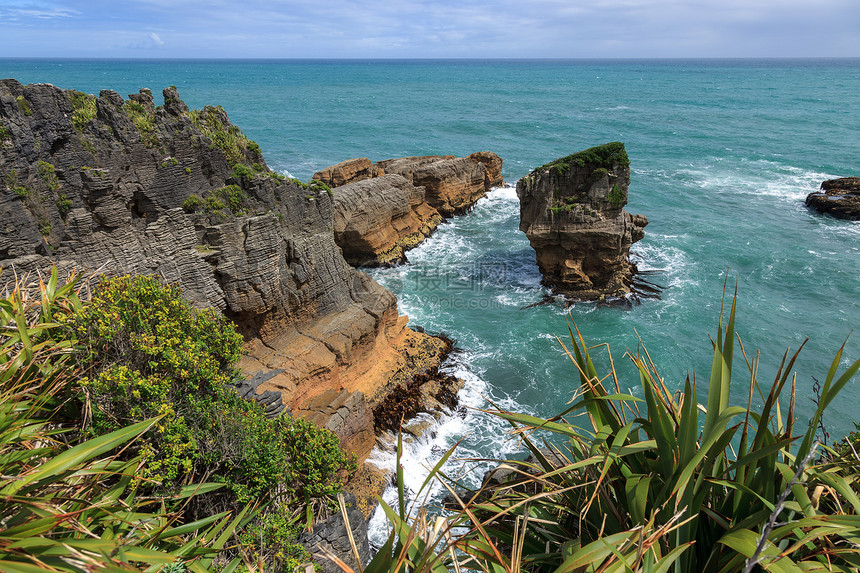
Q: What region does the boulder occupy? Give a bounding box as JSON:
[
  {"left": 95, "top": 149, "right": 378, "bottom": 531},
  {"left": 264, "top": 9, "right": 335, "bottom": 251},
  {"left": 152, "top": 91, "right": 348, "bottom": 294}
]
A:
[
  {"left": 313, "top": 157, "right": 382, "bottom": 188},
  {"left": 331, "top": 174, "right": 442, "bottom": 266},
  {"left": 806, "top": 177, "right": 860, "bottom": 220},
  {"left": 516, "top": 142, "right": 648, "bottom": 300}
]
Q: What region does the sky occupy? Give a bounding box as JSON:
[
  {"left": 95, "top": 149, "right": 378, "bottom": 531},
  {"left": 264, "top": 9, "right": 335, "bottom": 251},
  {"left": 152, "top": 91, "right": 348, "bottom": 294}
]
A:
[{"left": 1, "top": 0, "right": 858, "bottom": 59}]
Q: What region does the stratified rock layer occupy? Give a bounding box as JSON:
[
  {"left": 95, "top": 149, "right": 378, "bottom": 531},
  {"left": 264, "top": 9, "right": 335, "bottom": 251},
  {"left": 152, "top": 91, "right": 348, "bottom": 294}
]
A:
[
  {"left": 331, "top": 174, "right": 442, "bottom": 266},
  {"left": 516, "top": 142, "right": 648, "bottom": 300},
  {"left": 314, "top": 151, "right": 504, "bottom": 217},
  {"left": 0, "top": 80, "right": 452, "bottom": 464},
  {"left": 806, "top": 177, "right": 860, "bottom": 220}
]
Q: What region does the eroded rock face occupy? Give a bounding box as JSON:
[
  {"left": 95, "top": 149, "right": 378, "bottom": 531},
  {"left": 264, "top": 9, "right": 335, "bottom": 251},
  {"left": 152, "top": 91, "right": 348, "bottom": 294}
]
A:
[
  {"left": 516, "top": 142, "right": 648, "bottom": 300},
  {"left": 314, "top": 151, "right": 504, "bottom": 217},
  {"left": 0, "top": 79, "right": 449, "bottom": 463},
  {"left": 806, "top": 177, "right": 860, "bottom": 220},
  {"left": 331, "top": 174, "right": 442, "bottom": 266}
]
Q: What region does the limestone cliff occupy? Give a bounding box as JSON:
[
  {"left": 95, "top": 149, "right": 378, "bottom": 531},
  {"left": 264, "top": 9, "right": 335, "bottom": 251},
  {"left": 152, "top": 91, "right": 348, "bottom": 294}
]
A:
[
  {"left": 331, "top": 174, "right": 442, "bottom": 266},
  {"left": 806, "top": 177, "right": 860, "bottom": 220},
  {"left": 0, "top": 80, "right": 452, "bottom": 463},
  {"left": 314, "top": 152, "right": 502, "bottom": 265},
  {"left": 314, "top": 151, "right": 504, "bottom": 217},
  {"left": 516, "top": 142, "right": 648, "bottom": 300}
]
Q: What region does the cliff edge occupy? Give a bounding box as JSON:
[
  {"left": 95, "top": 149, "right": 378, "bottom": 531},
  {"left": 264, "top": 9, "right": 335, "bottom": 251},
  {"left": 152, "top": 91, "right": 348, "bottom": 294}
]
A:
[
  {"left": 516, "top": 142, "right": 648, "bottom": 300},
  {"left": 0, "top": 80, "right": 453, "bottom": 463}
]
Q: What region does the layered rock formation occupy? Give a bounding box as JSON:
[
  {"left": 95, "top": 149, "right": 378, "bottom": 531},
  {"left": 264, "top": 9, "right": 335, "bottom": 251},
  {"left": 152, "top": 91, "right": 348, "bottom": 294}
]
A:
[
  {"left": 806, "top": 177, "right": 860, "bottom": 220},
  {"left": 314, "top": 152, "right": 502, "bottom": 265},
  {"left": 516, "top": 142, "right": 648, "bottom": 300},
  {"left": 0, "top": 80, "right": 455, "bottom": 464},
  {"left": 314, "top": 151, "right": 503, "bottom": 217},
  {"left": 331, "top": 174, "right": 442, "bottom": 266}
]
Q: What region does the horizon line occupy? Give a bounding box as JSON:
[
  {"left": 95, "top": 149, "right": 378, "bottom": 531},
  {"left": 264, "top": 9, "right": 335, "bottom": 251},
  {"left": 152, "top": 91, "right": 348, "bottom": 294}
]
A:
[{"left": 2, "top": 56, "right": 859, "bottom": 62}]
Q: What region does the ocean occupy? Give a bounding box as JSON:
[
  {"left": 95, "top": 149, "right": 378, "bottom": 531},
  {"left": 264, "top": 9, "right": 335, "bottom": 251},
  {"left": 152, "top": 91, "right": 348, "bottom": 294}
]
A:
[{"left": 3, "top": 58, "right": 859, "bottom": 539}]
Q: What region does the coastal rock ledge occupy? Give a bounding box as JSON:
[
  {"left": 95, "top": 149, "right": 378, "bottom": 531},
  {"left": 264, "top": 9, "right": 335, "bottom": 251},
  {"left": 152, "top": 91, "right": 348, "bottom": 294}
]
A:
[
  {"left": 0, "top": 79, "right": 457, "bottom": 467},
  {"left": 806, "top": 177, "right": 860, "bottom": 220},
  {"left": 516, "top": 142, "right": 648, "bottom": 300},
  {"left": 315, "top": 153, "right": 503, "bottom": 266}
]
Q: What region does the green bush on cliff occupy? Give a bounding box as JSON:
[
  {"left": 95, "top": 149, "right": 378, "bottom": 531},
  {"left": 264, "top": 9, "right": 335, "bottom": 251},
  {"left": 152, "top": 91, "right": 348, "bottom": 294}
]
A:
[
  {"left": 189, "top": 105, "right": 261, "bottom": 168},
  {"left": 66, "top": 90, "right": 97, "bottom": 131},
  {"left": 0, "top": 123, "right": 10, "bottom": 141},
  {"left": 37, "top": 159, "right": 60, "bottom": 190},
  {"left": 15, "top": 94, "right": 32, "bottom": 116},
  {"left": 59, "top": 274, "right": 354, "bottom": 570}
]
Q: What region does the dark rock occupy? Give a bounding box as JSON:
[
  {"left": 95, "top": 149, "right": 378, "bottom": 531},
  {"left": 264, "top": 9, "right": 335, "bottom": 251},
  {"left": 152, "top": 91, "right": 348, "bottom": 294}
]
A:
[
  {"left": 299, "top": 493, "right": 370, "bottom": 573},
  {"left": 806, "top": 177, "right": 860, "bottom": 220},
  {"left": 516, "top": 142, "right": 648, "bottom": 300}
]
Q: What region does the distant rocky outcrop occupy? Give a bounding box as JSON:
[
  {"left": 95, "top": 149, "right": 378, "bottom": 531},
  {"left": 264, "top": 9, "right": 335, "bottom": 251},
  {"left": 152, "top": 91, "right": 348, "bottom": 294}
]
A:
[
  {"left": 806, "top": 177, "right": 860, "bottom": 220},
  {"left": 0, "top": 80, "right": 457, "bottom": 466},
  {"left": 331, "top": 174, "right": 442, "bottom": 266},
  {"left": 516, "top": 142, "right": 648, "bottom": 300}
]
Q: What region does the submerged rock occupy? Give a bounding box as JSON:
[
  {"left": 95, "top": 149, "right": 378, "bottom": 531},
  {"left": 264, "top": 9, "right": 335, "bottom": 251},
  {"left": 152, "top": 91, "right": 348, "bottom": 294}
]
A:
[
  {"left": 806, "top": 177, "right": 860, "bottom": 220},
  {"left": 516, "top": 142, "right": 648, "bottom": 300}
]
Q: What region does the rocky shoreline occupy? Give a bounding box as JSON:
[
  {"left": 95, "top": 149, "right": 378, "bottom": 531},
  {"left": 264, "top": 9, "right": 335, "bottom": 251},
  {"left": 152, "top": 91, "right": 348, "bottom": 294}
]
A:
[{"left": 0, "top": 81, "right": 659, "bottom": 572}]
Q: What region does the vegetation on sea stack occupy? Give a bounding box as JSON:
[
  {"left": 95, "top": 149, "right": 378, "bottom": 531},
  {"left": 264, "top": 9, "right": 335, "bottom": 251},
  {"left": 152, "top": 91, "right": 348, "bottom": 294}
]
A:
[{"left": 537, "top": 141, "right": 630, "bottom": 176}]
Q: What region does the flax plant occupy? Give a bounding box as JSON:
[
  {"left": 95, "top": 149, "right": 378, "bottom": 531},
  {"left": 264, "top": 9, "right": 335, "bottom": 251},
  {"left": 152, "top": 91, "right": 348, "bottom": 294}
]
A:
[
  {"left": 468, "top": 288, "right": 860, "bottom": 572},
  {"left": 0, "top": 268, "right": 253, "bottom": 572}
]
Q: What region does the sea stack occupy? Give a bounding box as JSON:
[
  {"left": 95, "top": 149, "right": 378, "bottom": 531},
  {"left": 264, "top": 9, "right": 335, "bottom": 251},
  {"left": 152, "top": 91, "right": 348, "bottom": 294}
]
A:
[
  {"left": 806, "top": 177, "right": 860, "bottom": 220},
  {"left": 516, "top": 142, "right": 648, "bottom": 301}
]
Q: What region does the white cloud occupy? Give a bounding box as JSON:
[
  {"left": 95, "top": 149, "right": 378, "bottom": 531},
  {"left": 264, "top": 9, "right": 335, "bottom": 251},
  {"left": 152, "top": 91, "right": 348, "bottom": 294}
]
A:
[{"left": 150, "top": 32, "right": 164, "bottom": 46}]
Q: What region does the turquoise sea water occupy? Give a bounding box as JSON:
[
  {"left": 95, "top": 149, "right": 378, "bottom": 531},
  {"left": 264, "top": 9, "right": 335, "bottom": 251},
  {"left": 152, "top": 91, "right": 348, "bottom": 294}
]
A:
[{"left": 3, "top": 59, "right": 859, "bottom": 530}]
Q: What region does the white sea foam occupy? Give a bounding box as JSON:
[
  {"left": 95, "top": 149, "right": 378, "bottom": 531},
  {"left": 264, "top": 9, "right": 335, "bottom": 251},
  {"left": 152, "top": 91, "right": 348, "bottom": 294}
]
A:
[{"left": 365, "top": 351, "right": 528, "bottom": 548}]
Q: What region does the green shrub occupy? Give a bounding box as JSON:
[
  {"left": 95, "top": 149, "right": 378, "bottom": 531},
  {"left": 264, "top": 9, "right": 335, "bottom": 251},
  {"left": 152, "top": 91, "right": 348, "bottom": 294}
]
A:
[
  {"left": 57, "top": 193, "right": 73, "bottom": 217},
  {"left": 608, "top": 182, "right": 626, "bottom": 207},
  {"left": 38, "top": 219, "right": 51, "bottom": 236},
  {"left": 0, "top": 268, "right": 252, "bottom": 572},
  {"left": 309, "top": 179, "right": 332, "bottom": 197},
  {"left": 189, "top": 106, "right": 255, "bottom": 167},
  {"left": 66, "top": 90, "right": 96, "bottom": 131},
  {"left": 37, "top": 160, "right": 59, "bottom": 190},
  {"left": 537, "top": 142, "right": 630, "bottom": 175},
  {"left": 12, "top": 185, "right": 30, "bottom": 199},
  {"left": 63, "top": 275, "right": 352, "bottom": 510},
  {"left": 15, "top": 94, "right": 32, "bottom": 116},
  {"left": 65, "top": 275, "right": 243, "bottom": 486},
  {"left": 182, "top": 193, "right": 202, "bottom": 212},
  {"left": 0, "top": 123, "right": 10, "bottom": 141},
  {"left": 232, "top": 163, "right": 256, "bottom": 180}
]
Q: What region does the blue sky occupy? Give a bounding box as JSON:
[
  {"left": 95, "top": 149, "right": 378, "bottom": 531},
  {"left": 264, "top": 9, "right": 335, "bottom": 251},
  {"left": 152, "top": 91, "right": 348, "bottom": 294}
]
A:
[{"left": 1, "top": 0, "right": 858, "bottom": 59}]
